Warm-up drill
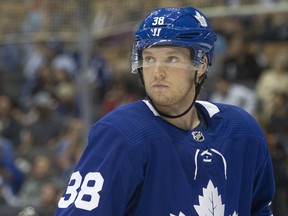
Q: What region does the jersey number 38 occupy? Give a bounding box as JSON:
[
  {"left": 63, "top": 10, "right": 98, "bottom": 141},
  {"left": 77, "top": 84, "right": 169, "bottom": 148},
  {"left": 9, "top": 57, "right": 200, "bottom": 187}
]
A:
[{"left": 58, "top": 171, "right": 104, "bottom": 211}]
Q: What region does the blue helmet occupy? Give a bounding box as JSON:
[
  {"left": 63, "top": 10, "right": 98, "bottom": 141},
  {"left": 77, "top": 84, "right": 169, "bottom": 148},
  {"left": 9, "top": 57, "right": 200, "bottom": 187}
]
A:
[{"left": 131, "top": 7, "right": 217, "bottom": 73}]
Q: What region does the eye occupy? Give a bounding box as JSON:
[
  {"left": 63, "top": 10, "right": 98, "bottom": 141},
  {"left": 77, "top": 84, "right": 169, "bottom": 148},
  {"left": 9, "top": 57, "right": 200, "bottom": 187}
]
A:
[
  {"left": 166, "top": 56, "right": 179, "bottom": 63},
  {"left": 143, "top": 56, "right": 156, "bottom": 65}
]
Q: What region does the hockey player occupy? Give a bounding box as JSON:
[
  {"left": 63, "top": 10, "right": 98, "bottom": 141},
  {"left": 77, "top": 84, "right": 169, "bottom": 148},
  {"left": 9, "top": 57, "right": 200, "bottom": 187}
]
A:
[{"left": 55, "top": 7, "right": 275, "bottom": 215}]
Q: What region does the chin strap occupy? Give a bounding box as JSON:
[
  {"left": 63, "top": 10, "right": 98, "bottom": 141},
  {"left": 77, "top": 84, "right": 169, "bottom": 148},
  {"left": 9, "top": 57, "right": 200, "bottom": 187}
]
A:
[{"left": 148, "top": 71, "right": 207, "bottom": 119}]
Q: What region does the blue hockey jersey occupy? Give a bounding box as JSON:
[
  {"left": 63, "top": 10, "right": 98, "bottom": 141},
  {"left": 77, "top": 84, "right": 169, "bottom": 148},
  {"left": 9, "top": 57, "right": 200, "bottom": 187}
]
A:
[{"left": 55, "top": 100, "right": 275, "bottom": 216}]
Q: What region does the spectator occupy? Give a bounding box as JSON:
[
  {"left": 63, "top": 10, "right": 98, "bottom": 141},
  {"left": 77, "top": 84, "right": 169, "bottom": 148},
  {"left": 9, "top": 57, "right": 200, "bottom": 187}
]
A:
[
  {"left": 255, "top": 52, "right": 288, "bottom": 117},
  {"left": 222, "top": 35, "right": 263, "bottom": 88},
  {"left": 0, "top": 94, "right": 22, "bottom": 148},
  {"left": 19, "top": 91, "right": 63, "bottom": 160},
  {"left": 19, "top": 65, "right": 55, "bottom": 111},
  {"left": 266, "top": 91, "right": 288, "bottom": 134},
  {"left": 209, "top": 76, "right": 257, "bottom": 114},
  {"left": 55, "top": 118, "right": 84, "bottom": 187},
  {"left": 90, "top": 46, "right": 113, "bottom": 103},
  {"left": 0, "top": 137, "right": 25, "bottom": 206},
  {"left": 0, "top": 43, "right": 22, "bottom": 72},
  {"left": 22, "top": 41, "right": 49, "bottom": 81},
  {"left": 22, "top": 0, "right": 44, "bottom": 33},
  {"left": 54, "top": 82, "right": 80, "bottom": 118},
  {"left": 39, "top": 183, "right": 60, "bottom": 213},
  {"left": 51, "top": 54, "right": 77, "bottom": 80},
  {"left": 18, "top": 155, "right": 58, "bottom": 208},
  {"left": 260, "top": 13, "right": 288, "bottom": 41},
  {"left": 265, "top": 127, "right": 288, "bottom": 216},
  {"left": 101, "top": 79, "right": 138, "bottom": 116}
]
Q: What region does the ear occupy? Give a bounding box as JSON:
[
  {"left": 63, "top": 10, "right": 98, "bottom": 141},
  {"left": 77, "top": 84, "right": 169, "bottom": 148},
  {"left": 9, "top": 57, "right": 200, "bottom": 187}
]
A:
[{"left": 197, "top": 55, "right": 208, "bottom": 78}]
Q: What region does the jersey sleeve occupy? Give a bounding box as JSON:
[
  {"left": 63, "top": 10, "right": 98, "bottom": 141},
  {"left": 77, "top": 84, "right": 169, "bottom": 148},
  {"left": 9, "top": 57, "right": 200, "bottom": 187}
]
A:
[
  {"left": 55, "top": 122, "right": 144, "bottom": 216},
  {"left": 251, "top": 137, "right": 275, "bottom": 215}
]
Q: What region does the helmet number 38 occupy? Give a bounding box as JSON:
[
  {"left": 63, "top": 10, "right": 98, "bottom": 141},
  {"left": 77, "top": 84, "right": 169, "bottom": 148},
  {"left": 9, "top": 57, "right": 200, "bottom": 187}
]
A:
[
  {"left": 152, "top": 16, "right": 165, "bottom": 25},
  {"left": 58, "top": 171, "right": 104, "bottom": 211},
  {"left": 151, "top": 16, "right": 165, "bottom": 36}
]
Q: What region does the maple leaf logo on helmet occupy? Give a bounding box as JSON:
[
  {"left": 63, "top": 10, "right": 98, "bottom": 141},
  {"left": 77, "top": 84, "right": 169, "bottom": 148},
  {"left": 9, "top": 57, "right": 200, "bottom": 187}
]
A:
[{"left": 195, "top": 11, "right": 208, "bottom": 27}]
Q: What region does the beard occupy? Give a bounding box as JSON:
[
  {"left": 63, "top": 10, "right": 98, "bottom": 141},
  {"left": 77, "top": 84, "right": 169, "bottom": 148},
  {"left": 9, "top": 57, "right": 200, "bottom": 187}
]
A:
[{"left": 146, "top": 81, "right": 195, "bottom": 111}]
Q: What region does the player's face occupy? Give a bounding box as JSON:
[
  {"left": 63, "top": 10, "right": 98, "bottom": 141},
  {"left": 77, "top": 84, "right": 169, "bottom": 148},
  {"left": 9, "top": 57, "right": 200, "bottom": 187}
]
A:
[{"left": 142, "top": 46, "right": 197, "bottom": 111}]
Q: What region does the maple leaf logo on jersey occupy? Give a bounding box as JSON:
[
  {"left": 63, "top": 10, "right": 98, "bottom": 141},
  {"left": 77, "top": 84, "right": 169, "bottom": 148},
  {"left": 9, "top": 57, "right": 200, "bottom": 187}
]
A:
[
  {"left": 194, "top": 11, "right": 207, "bottom": 27},
  {"left": 193, "top": 180, "right": 238, "bottom": 216},
  {"left": 194, "top": 180, "right": 224, "bottom": 215}
]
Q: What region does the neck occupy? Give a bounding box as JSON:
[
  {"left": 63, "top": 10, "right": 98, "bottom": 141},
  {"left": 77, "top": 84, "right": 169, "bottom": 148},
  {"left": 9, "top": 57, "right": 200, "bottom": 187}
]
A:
[{"left": 163, "top": 106, "right": 200, "bottom": 130}]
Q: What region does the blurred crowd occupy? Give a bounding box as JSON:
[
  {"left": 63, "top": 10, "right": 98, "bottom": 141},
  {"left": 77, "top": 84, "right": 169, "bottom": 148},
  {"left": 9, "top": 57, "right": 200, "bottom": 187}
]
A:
[
  {"left": 1, "top": 0, "right": 287, "bottom": 37},
  {"left": 0, "top": 3, "right": 288, "bottom": 216}
]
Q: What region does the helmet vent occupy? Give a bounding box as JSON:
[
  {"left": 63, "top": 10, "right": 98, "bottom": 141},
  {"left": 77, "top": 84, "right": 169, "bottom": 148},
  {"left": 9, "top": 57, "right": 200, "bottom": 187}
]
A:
[
  {"left": 150, "top": 25, "right": 168, "bottom": 28},
  {"left": 177, "top": 33, "right": 200, "bottom": 38}
]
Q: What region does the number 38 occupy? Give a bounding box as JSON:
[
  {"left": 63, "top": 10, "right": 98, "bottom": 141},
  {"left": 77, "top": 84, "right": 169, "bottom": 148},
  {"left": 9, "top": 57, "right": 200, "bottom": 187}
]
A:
[{"left": 58, "top": 171, "right": 104, "bottom": 211}]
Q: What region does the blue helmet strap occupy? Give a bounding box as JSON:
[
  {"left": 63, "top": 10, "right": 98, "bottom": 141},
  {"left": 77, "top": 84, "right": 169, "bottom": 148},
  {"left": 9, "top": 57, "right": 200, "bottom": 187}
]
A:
[{"left": 148, "top": 70, "right": 206, "bottom": 119}]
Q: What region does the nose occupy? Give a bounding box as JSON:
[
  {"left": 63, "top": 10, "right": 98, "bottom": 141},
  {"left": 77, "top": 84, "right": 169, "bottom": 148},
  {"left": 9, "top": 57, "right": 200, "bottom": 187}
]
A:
[{"left": 153, "top": 62, "right": 166, "bottom": 79}]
